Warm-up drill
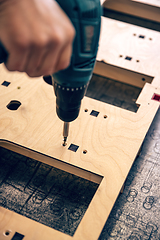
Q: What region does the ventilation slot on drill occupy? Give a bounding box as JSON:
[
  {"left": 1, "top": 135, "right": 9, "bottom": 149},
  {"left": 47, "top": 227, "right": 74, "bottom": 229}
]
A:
[
  {"left": 82, "top": 0, "right": 98, "bottom": 19},
  {"left": 82, "top": 9, "right": 98, "bottom": 18}
]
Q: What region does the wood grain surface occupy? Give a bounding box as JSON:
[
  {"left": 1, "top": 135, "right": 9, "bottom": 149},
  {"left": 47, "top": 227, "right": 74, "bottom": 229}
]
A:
[
  {"left": 103, "top": 0, "right": 160, "bottom": 23},
  {"left": 0, "top": 14, "right": 160, "bottom": 240}
]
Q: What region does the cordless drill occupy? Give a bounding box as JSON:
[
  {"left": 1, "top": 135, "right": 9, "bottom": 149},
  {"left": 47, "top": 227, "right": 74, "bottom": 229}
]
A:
[{"left": 0, "top": 0, "right": 101, "bottom": 145}]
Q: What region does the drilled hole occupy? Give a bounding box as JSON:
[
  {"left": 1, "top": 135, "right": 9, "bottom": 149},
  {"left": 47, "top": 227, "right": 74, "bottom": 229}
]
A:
[
  {"left": 104, "top": 115, "right": 107, "bottom": 119},
  {"left": 83, "top": 150, "right": 87, "bottom": 154},
  {"left": 4, "top": 231, "right": 10, "bottom": 236},
  {"left": 84, "top": 109, "right": 88, "bottom": 112},
  {"left": 142, "top": 78, "right": 145, "bottom": 81},
  {"left": 1, "top": 81, "right": 10, "bottom": 87},
  {"left": 6, "top": 100, "right": 21, "bottom": 110}
]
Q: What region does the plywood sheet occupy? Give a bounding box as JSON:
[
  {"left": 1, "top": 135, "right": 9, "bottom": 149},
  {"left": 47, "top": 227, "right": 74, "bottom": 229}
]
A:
[
  {"left": 132, "top": 0, "right": 160, "bottom": 7},
  {"left": 0, "top": 16, "right": 160, "bottom": 240},
  {"left": 103, "top": 0, "right": 160, "bottom": 23}
]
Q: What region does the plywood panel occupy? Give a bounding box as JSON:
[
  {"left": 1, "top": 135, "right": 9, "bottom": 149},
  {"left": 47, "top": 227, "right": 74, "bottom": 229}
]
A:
[
  {"left": 0, "top": 14, "right": 160, "bottom": 240},
  {"left": 132, "top": 0, "right": 160, "bottom": 7},
  {"left": 103, "top": 0, "right": 160, "bottom": 23}
]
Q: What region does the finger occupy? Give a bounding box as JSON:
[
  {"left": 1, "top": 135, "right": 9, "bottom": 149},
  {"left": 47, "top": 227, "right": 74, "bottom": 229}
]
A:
[
  {"left": 34, "top": 39, "right": 72, "bottom": 77},
  {"left": 25, "top": 43, "right": 59, "bottom": 77},
  {"left": 54, "top": 42, "right": 72, "bottom": 73},
  {"left": 5, "top": 44, "right": 30, "bottom": 72},
  {"left": 24, "top": 43, "right": 48, "bottom": 77}
]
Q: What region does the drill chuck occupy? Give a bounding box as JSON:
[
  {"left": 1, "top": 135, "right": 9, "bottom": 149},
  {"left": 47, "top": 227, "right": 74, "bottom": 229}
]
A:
[{"left": 53, "top": 81, "right": 89, "bottom": 122}]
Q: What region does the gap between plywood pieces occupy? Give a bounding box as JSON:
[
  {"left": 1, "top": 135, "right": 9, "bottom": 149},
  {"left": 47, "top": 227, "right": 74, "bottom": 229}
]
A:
[
  {"left": 0, "top": 140, "right": 103, "bottom": 185},
  {"left": 94, "top": 61, "right": 154, "bottom": 88},
  {"left": 103, "top": 0, "right": 160, "bottom": 23}
]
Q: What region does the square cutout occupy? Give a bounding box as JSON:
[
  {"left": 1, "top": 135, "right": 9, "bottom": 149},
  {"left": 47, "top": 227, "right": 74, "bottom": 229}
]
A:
[
  {"left": 125, "top": 56, "right": 132, "bottom": 61},
  {"left": 1, "top": 81, "right": 11, "bottom": 87},
  {"left": 152, "top": 93, "right": 160, "bottom": 102},
  {"left": 90, "top": 110, "right": 100, "bottom": 117},
  {"left": 68, "top": 144, "right": 79, "bottom": 152},
  {"left": 11, "top": 232, "right": 25, "bottom": 240},
  {"left": 0, "top": 147, "right": 100, "bottom": 236},
  {"left": 139, "top": 35, "right": 145, "bottom": 39}
]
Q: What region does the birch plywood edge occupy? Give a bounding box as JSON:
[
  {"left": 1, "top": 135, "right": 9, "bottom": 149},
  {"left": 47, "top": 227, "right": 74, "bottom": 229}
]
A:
[
  {"left": 0, "top": 20, "right": 160, "bottom": 240},
  {"left": 103, "top": 0, "right": 160, "bottom": 23}
]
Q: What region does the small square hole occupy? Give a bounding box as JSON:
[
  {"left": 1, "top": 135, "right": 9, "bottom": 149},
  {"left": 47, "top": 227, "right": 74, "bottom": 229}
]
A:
[
  {"left": 152, "top": 93, "right": 160, "bottom": 102},
  {"left": 68, "top": 144, "right": 79, "bottom": 152},
  {"left": 90, "top": 110, "right": 100, "bottom": 117},
  {"left": 1, "top": 81, "right": 11, "bottom": 87},
  {"left": 139, "top": 35, "right": 145, "bottom": 39},
  {"left": 11, "top": 232, "right": 25, "bottom": 240},
  {"left": 125, "top": 56, "right": 132, "bottom": 61}
]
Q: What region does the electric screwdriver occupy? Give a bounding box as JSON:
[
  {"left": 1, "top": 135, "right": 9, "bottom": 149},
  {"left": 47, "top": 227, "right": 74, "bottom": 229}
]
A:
[{"left": 0, "top": 0, "right": 101, "bottom": 145}]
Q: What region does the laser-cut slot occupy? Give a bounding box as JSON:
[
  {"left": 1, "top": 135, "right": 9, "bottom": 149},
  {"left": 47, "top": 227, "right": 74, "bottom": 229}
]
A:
[
  {"left": 6, "top": 100, "right": 21, "bottom": 111},
  {"left": 139, "top": 35, "right": 145, "bottom": 39},
  {"left": 11, "top": 232, "right": 24, "bottom": 240},
  {"left": 68, "top": 143, "right": 79, "bottom": 152},
  {"left": 1, "top": 81, "right": 10, "bottom": 87},
  {"left": 90, "top": 110, "right": 100, "bottom": 117},
  {"left": 125, "top": 56, "right": 132, "bottom": 61},
  {"left": 87, "top": 62, "right": 154, "bottom": 113},
  {"left": 0, "top": 146, "right": 102, "bottom": 236},
  {"left": 152, "top": 93, "right": 160, "bottom": 102}
]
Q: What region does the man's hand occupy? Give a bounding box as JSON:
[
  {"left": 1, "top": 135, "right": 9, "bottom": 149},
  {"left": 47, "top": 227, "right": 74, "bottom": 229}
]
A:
[{"left": 0, "top": 0, "right": 75, "bottom": 77}]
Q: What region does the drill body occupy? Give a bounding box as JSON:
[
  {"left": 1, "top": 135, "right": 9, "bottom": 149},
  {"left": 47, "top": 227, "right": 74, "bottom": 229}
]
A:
[
  {"left": 53, "top": 0, "right": 102, "bottom": 122},
  {"left": 0, "top": 0, "right": 101, "bottom": 123}
]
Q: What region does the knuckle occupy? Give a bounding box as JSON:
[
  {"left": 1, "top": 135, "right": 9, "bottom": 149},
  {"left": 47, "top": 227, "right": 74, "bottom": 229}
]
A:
[
  {"left": 35, "top": 36, "right": 48, "bottom": 48},
  {"left": 53, "top": 32, "right": 64, "bottom": 46},
  {"left": 57, "top": 60, "right": 70, "bottom": 72},
  {"left": 14, "top": 38, "right": 30, "bottom": 50},
  {"left": 65, "top": 24, "right": 75, "bottom": 43},
  {"left": 6, "top": 61, "right": 21, "bottom": 72}
]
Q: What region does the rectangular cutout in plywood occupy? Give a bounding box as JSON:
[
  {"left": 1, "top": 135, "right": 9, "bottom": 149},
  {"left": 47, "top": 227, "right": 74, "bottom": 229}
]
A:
[
  {"left": 0, "top": 147, "right": 101, "bottom": 237},
  {"left": 132, "top": 0, "right": 160, "bottom": 8},
  {"left": 86, "top": 65, "right": 153, "bottom": 112},
  {"left": 103, "top": 0, "right": 160, "bottom": 24}
]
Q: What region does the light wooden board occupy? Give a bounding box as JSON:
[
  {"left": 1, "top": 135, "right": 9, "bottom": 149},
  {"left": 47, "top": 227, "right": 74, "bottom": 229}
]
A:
[
  {"left": 132, "top": 0, "right": 160, "bottom": 8},
  {"left": 103, "top": 0, "right": 160, "bottom": 23},
  {"left": 0, "top": 17, "right": 160, "bottom": 240}
]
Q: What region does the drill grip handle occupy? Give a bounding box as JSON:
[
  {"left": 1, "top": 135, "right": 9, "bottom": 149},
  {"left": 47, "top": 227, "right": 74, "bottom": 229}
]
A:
[{"left": 0, "top": 42, "right": 8, "bottom": 63}]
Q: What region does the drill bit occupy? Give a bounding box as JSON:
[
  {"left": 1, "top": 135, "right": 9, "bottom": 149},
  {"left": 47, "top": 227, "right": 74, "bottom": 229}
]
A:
[{"left": 63, "top": 122, "right": 69, "bottom": 146}]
